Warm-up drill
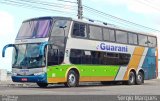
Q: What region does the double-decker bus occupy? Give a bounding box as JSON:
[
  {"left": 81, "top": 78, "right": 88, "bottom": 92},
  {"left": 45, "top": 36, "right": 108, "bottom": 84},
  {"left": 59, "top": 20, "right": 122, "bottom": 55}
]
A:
[{"left": 2, "top": 16, "right": 158, "bottom": 87}]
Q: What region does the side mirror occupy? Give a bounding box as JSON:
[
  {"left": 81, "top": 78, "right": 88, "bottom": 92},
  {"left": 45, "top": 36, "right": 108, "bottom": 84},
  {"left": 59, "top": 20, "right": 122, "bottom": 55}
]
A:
[
  {"left": 2, "top": 44, "right": 16, "bottom": 57},
  {"left": 59, "top": 26, "right": 67, "bottom": 28}
]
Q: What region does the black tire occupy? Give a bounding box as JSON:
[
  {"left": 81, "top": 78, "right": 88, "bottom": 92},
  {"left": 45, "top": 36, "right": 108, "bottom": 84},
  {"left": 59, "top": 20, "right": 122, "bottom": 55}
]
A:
[
  {"left": 136, "top": 72, "right": 144, "bottom": 85},
  {"left": 127, "top": 71, "right": 136, "bottom": 85},
  {"left": 64, "top": 70, "right": 79, "bottom": 87},
  {"left": 37, "top": 83, "right": 48, "bottom": 88}
]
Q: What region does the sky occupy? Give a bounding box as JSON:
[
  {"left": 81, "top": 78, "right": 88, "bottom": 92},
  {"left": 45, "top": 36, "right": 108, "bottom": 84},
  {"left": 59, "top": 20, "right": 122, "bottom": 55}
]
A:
[{"left": 0, "top": 0, "right": 160, "bottom": 72}]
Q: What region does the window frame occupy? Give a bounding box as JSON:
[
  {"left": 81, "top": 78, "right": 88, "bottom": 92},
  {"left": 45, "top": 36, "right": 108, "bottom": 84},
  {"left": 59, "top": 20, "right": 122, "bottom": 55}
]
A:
[
  {"left": 102, "top": 27, "right": 116, "bottom": 42},
  {"left": 71, "top": 21, "right": 88, "bottom": 39},
  {"left": 47, "top": 44, "right": 65, "bottom": 66},
  {"left": 128, "top": 32, "right": 138, "bottom": 45},
  {"left": 138, "top": 34, "right": 148, "bottom": 47},
  {"left": 147, "top": 36, "right": 157, "bottom": 47},
  {"left": 49, "top": 19, "right": 71, "bottom": 37},
  {"left": 115, "top": 30, "right": 128, "bottom": 44},
  {"left": 88, "top": 24, "right": 103, "bottom": 41},
  {"left": 70, "top": 20, "right": 157, "bottom": 48},
  {"left": 69, "top": 49, "right": 131, "bottom": 66}
]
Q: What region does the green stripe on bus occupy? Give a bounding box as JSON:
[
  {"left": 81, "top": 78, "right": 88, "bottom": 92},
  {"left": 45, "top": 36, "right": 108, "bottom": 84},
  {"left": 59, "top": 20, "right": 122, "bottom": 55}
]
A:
[{"left": 47, "top": 65, "right": 119, "bottom": 78}]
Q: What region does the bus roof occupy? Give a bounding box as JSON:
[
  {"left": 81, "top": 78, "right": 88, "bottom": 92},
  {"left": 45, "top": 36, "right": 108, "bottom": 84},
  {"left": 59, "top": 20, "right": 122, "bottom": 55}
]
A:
[
  {"left": 23, "top": 16, "right": 72, "bottom": 22},
  {"left": 23, "top": 16, "right": 157, "bottom": 37},
  {"left": 71, "top": 18, "right": 157, "bottom": 37}
]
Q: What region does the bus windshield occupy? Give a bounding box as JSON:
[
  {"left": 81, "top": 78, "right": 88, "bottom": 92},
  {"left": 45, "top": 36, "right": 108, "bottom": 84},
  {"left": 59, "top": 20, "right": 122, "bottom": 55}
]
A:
[
  {"left": 12, "top": 43, "right": 45, "bottom": 69},
  {"left": 16, "top": 19, "right": 52, "bottom": 39}
]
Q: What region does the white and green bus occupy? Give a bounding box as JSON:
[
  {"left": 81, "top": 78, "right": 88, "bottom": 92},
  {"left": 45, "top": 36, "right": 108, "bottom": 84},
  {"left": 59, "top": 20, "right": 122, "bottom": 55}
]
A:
[{"left": 2, "top": 16, "right": 158, "bottom": 87}]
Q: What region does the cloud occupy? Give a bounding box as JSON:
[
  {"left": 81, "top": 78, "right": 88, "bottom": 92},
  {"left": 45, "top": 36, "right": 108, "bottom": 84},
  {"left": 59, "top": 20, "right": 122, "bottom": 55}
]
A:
[{"left": 0, "top": 11, "right": 14, "bottom": 35}]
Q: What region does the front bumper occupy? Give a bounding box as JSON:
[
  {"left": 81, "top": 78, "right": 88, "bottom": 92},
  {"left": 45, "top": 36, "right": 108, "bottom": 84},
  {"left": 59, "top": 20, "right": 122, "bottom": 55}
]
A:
[{"left": 12, "top": 73, "right": 47, "bottom": 83}]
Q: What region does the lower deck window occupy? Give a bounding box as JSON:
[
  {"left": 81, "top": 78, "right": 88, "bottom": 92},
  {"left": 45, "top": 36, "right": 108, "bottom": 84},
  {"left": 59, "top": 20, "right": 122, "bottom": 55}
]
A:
[{"left": 70, "top": 49, "right": 131, "bottom": 65}]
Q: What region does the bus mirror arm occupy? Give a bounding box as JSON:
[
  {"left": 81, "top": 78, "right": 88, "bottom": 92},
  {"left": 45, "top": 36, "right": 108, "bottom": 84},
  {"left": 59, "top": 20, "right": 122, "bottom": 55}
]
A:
[
  {"left": 2, "top": 44, "right": 17, "bottom": 57},
  {"left": 39, "top": 42, "right": 48, "bottom": 56}
]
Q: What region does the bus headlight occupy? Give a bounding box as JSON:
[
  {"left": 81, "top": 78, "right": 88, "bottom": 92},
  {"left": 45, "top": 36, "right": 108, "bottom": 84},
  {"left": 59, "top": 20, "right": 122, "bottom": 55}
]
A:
[
  {"left": 12, "top": 73, "right": 17, "bottom": 76},
  {"left": 34, "top": 72, "right": 45, "bottom": 76}
]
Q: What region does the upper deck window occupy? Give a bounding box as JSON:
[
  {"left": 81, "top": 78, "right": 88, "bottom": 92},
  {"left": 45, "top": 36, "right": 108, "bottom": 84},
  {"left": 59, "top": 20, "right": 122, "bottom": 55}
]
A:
[
  {"left": 72, "top": 22, "right": 87, "bottom": 38},
  {"left": 103, "top": 28, "right": 115, "bottom": 42},
  {"left": 116, "top": 31, "right": 128, "bottom": 44},
  {"left": 138, "top": 34, "right": 148, "bottom": 46},
  {"left": 128, "top": 33, "right": 138, "bottom": 45},
  {"left": 148, "top": 36, "right": 157, "bottom": 47},
  {"left": 89, "top": 25, "right": 102, "bottom": 40},
  {"left": 16, "top": 19, "right": 52, "bottom": 39},
  {"left": 49, "top": 20, "right": 71, "bottom": 46},
  {"left": 51, "top": 20, "right": 71, "bottom": 37}
]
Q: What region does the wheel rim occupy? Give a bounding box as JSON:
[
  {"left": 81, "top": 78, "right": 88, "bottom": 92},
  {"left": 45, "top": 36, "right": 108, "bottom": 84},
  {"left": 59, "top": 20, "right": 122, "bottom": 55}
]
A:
[
  {"left": 129, "top": 74, "right": 134, "bottom": 83},
  {"left": 68, "top": 74, "right": 76, "bottom": 85},
  {"left": 138, "top": 74, "right": 142, "bottom": 82}
]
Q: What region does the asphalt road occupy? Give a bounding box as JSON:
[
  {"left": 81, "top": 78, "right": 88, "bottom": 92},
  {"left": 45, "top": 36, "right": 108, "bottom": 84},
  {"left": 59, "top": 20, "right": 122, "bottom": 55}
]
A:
[{"left": 0, "top": 79, "right": 160, "bottom": 95}]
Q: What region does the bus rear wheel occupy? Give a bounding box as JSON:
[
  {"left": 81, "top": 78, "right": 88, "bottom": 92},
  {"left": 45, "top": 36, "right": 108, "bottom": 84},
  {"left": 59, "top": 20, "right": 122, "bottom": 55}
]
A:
[
  {"left": 127, "top": 71, "right": 136, "bottom": 85},
  {"left": 64, "top": 70, "right": 79, "bottom": 87},
  {"left": 136, "top": 72, "right": 144, "bottom": 85},
  {"left": 37, "top": 83, "right": 48, "bottom": 88}
]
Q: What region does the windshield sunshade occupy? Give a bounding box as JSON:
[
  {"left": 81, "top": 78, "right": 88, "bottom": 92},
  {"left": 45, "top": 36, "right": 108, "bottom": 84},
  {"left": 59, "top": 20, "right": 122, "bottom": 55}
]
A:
[{"left": 16, "top": 19, "right": 52, "bottom": 39}]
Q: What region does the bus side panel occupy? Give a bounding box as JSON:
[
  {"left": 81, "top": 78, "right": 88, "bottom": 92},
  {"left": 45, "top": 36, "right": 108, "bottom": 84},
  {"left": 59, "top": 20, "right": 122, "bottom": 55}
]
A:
[
  {"left": 47, "top": 65, "right": 69, "bottom": 83},
  {"left": 47, "top": 65, "right": 120, "bottom": 83},
  {"left": 142, "top": 48, "right": 157, "bottom": 80},
  {"left": 156, "top": 48, "right": 158, "bottom": 78},
  {"left": 77, "top": 65, "right": 119, "bottom": 82},
  {"left": 123, "top": 47, "right": 145, "bottom": 80}
]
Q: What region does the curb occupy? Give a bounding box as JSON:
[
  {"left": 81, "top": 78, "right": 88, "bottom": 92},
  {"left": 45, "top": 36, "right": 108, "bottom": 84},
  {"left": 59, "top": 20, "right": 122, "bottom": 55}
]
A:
[{"left": 0, "top": 82, "right": 36, "bottom": 87}]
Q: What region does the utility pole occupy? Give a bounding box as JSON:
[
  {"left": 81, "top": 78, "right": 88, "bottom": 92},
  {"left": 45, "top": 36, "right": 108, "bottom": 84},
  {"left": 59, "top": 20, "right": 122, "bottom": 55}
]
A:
[{"left": 77, "top": 0, "right": 83, "bottom": 19}]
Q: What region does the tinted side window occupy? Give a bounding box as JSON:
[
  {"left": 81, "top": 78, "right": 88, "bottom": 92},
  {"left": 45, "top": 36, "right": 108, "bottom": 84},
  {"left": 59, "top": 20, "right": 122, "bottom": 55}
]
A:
[
  {"left": 47, "top": 45, "right": 64, "bottom": 66},
  {"left": 70, "top": 49, "right": 131, "bottom": 66},
  {"left": 106, "top": 53, "right": 119, "bottom": 65},
  {"left": 91, "top": 51, "right": 102, "bottom": 64},
  {"left": 119, "top": 53, "right": 131, "bottom": 65},
  {"left": 72, "top": 23, "right": 87, "bottom": 37},
  {"left": 138, "top": 35, "right": 148, "bottom": 46},
  {"left": 82, "top": 50, "right": 92, "bottom": 64},
  {"left": 128, "top": 33, "right": 138, "bottom": 45},
  {"left": 103, "top": 28, "right": 115, "bottom": 42},
  {"left": 89, "top": 25, "right": 102, "bottom": 40},
  {"left": 148, "top": 36, "right": 157, "bottom": 47},
  {"left": 116, "top": 31, "right": 128, "bottom": 43},
  {"left": 70, "top": 49, "right": 82, "bottom": 64}
]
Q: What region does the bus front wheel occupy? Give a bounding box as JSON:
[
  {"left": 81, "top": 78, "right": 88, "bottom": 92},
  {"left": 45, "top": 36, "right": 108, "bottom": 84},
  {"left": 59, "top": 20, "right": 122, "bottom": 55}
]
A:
[
  {"left": 64, "top": 70, "right": 79, "bottom": 87},
  {"left": 37, "top": 83, "right": 48, "bottom": 88}
]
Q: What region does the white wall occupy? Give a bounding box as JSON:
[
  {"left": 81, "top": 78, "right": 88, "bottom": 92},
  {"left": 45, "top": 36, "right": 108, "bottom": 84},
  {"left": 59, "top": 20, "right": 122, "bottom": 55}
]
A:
[{"left": 0, "top": 69, "right": 7, "bottom": 81}]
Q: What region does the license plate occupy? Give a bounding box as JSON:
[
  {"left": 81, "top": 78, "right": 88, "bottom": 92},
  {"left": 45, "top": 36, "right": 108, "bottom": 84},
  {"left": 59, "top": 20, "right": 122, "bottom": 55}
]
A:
[{"left": 21, "top": 78, "right": 27, "bottom": 81}]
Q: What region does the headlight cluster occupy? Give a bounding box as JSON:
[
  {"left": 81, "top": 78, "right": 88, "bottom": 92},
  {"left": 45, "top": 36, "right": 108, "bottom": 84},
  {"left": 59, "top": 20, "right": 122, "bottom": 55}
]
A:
[
  {"left": 34, "top": 72, "right": 45, "bottom": 76},
  {"left": 12, "top": 73, "right": 17, "bottom": 76}
]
